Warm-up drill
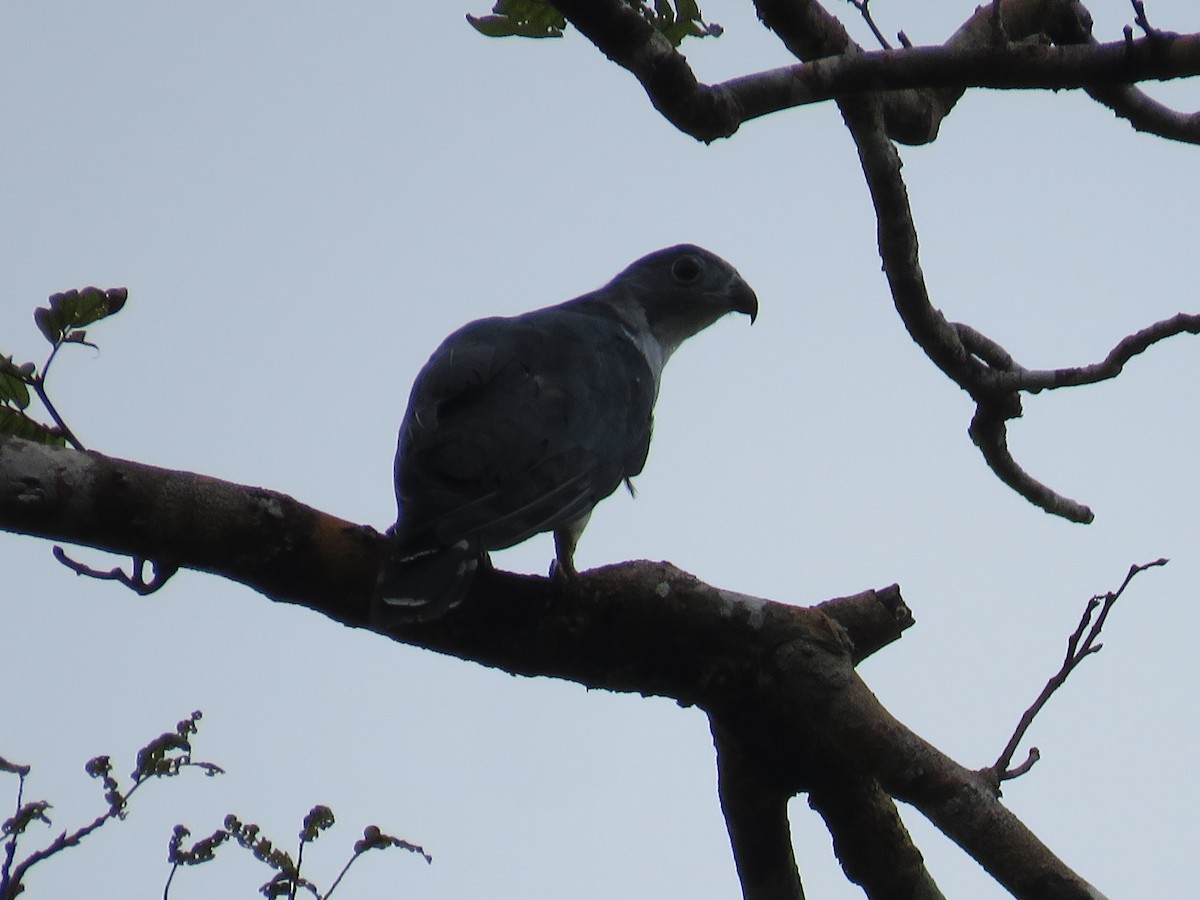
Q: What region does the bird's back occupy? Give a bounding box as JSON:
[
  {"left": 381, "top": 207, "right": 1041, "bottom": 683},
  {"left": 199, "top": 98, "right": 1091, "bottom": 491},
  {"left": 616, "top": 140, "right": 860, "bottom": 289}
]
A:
[{"left": 393, "top": 303, "right": 656, "bottom": 555}]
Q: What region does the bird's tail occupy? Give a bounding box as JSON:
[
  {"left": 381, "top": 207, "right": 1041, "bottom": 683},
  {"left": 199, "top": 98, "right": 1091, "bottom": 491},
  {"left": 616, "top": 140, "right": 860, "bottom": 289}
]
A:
[{"left": 372, "top": 536, "right": 482, "bottom": 625}]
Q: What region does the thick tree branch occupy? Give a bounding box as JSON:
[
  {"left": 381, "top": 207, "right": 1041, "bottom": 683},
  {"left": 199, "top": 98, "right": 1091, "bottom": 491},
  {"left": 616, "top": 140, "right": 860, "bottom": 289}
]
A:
[
  {"left": 807, "top": 777, "right": 946, "bottom": 900},
  {"left": 0, "top": 436, "right": 1106, "bottom": 896},
  {"left": 712, "top": 717, "right": 806, "bottom": 900},
  {"left": 1047, "top": 3, "right": 1200, "bottom": 144},
  {"left": 549, "top": 0, "right": 1200, "bottom": 144},
  {"left": 537, "top": 0, "right": 1200, "bottom": 523}
]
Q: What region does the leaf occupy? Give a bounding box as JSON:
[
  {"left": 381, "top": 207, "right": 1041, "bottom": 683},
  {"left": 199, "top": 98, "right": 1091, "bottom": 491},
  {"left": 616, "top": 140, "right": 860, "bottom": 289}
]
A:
[
  {"left": 642, "top": 0, "right": 723, "bottom": 46},
  {"left": 35, "top": 286, "right": 128, "bottom": 345},
  {"left": 0, "top": 355, "right": 33, "bottom": 409},
  {"left": 0, "top": 406, "right": 67, "bottom": 446},
  {"left": 34, "top": 304, "right": 65, "bottom": 345},
  {"left": 467, "top": 0, "right": 565, "bottom": 38}
]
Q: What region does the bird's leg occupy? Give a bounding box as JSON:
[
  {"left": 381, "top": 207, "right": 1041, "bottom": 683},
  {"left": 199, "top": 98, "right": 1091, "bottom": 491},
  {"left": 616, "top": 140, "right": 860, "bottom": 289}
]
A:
[{"left": 551, "top": 512, "right": 590, "bottom": 581}]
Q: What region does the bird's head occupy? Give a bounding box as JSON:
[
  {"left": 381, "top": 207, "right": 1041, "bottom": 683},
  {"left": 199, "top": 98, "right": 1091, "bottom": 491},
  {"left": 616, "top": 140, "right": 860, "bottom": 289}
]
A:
[{"left": 602, "top": 244, "right": 758, "bottom": 360}]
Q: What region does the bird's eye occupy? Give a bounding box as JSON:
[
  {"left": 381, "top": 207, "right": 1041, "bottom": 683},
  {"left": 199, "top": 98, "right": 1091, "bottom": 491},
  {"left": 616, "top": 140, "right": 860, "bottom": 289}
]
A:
[{"left": 671, "top": 255, "right": 703, "bottom": 284}]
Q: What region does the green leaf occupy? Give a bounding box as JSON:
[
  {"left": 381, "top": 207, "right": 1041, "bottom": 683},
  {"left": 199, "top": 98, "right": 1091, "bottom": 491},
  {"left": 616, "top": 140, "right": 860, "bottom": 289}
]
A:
[
  {"left": 0, "top": 406, "right": 67, "bottom": 446},
  {"left": 0, "top": 355, "right": 33, "bottom": 409},
  {"left": 642, "top": 0, "right": 723, "bottom": 47},
  {"left": 467, "top": 0, "right": 565, "bottom": 38},
  {"left": 34, "top": 304, "right": 65, "bottom": 345},
  {"left": 34, "top": 286, "right": 128, "bottom": 345}
]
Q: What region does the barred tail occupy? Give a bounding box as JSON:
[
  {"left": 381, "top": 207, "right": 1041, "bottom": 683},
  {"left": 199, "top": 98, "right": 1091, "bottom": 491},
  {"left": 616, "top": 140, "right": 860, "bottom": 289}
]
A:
[{"left": 372, "top": 537, "right": 482, "bottom": 625}]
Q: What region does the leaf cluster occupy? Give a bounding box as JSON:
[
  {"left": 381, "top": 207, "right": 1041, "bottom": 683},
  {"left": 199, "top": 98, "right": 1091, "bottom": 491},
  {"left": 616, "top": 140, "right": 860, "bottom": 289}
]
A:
[
  {"left": 167, "top": 807, "right": 430, "bottom": 899},
  {"left": 0, "top": 286, "right": 128, "bottom": 448},
  {"left": 1, "top": 711, "right": 218, "bottom": 900},
  {"left": 467, "top": 0, "right": 721, "bottom": 45}
]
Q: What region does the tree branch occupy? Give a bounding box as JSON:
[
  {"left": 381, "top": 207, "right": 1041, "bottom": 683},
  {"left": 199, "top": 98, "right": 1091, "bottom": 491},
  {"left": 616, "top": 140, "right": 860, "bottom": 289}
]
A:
[
  {"left": 0, "top": 436, "right": 1107, "bottom": 896},
  {"left": 807, "top": 777, "right": 946, "bottom": 900},
  {"left": 985, "top": 559, "right": 1168, "bottom": 786},
  {"left": 543, "top": 1, "right": 1199, "bottom": 525},
  {"left": 992, "top": 312, "right": 1200, "bottom": 393},
  {"left": 711, "top": 717, "right": 806, "bottom": 900},
  {"left": 550, "top": 0, "right": 1200, "bottom": 144}
]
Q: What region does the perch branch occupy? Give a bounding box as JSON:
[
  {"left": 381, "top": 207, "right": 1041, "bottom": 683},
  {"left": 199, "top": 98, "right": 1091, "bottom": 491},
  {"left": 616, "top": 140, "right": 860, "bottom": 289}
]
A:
[{"left": 0, "top": 436, "right": 1104, "bottom": 896}]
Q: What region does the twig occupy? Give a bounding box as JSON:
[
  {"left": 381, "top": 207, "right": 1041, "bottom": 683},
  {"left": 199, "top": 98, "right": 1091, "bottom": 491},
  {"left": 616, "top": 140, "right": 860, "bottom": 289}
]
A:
[
  {"left": 0, "top": 761, "right": 32, "bottom": 892},
  {"left": 846, "top": 0, "right": 891, "bottom": 50},
  {"left": 986, "top": 559, "right": 1169, "bottom": 785},
  {"left": 31, "top": 343, "right": 86, "bottom": 452},
  {"left": 1131, "top": 0, "right": 1154, "bottom": 38},
  {"left": 53, "top": 546, "right": 178, "bottom": 595}
]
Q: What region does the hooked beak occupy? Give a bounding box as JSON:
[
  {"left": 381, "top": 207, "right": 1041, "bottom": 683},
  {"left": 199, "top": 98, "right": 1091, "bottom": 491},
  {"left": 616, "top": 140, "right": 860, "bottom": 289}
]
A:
[{"left": 729, "top": 276, "right": 758, "bottom": 324}]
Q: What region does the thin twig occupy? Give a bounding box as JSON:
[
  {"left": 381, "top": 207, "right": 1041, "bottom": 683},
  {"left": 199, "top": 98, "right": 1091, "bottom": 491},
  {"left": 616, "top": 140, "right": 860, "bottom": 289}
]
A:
[
  {"left": 1131, "top": 0, "right": 1154, "bottom": 38},
  {"left": 846, "top": 0, "right": 891, "bottom": 50},
  {"left": 53, "top": 547, "right": 178, "bottom": 595},
  {"left": 986, "top": 559, "right": 1168, "bottom": 785},
  {"left": 0, "top": 765, "right": 31, "bottom": 892},
  {"left": 32, "top": 343, "right": 85, "bottom": 452}
]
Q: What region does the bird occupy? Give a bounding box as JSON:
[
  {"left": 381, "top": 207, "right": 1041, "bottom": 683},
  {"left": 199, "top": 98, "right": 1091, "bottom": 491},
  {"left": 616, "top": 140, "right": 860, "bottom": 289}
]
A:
[{"left": 373, "top": 244, "right": 758, "bottom": 624}]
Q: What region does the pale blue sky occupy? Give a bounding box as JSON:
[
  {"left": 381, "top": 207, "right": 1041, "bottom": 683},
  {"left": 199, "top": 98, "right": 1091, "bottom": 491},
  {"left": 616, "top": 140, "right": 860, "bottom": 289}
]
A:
[{"left": 2, "top": 2, "right": 1198, "bottom": 897}]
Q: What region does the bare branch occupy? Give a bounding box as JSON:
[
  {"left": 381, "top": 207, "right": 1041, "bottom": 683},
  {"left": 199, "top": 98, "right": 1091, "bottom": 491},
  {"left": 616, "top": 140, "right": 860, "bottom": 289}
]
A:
[
  {"left": 1048, "top": 4, "right": 1200, "bottom": 145},
  {"left": 807, "top": 777, "right": 947, "bottom": 899},
  {"left": 52, "top": 546, "right": 178, "bottom": 595},
  {"left": 1130, "top": 0, "right": 1158, "bottom": 39},
  {"left": 1087, "top": 81, "right": 1200, "bottom": 143},
  {"left": 711, "top": 718, "right": 806, "bottom": 900},
  {"left": 550, "top": 0, "right": 1200, "bottom": 145},
  {"left": 968, "top": 403, "right": 1095, "bottom": 523},
  {"left": 846, "top": 0, "right": 891, "bottom": 51},
  {"left": 986, "top": 559, "right": 1168, "bottom": 783},
  {"left": 995, "top": 312, "right": 1200, "bottom": 393}
]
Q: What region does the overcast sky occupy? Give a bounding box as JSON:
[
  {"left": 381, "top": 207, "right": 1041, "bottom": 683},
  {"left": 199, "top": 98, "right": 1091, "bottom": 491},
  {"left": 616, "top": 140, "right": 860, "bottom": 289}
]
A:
[{"left": 2, "top": 1, "right": 1198, "bottom": 897}]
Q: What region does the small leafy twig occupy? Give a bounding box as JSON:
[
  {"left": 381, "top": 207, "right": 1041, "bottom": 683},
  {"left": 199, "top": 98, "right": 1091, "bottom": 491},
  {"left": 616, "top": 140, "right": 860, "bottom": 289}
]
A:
[
  {"left": 5, "top": 290, "right": 180, "bottom": 597},
  {"left": 325, "top": 825, "right": 432, "bottom": 897},
  {"left": 0, "top": 757, "right": 34, "bottom": 894},
  {"left": 166, "top": 807, "right": 430, "bottom": 899},
  {"left": 52, "top": 547, "right": 179, "bottom": 596},
  {"left": 1, "top": 712, "right": 220, "bottom": 900},
  {"left": 1, "top": 286, "right": 127, "bottom": 449},
  {"left": 984, "top": 559, "right": 1168, "bottom": 788}
]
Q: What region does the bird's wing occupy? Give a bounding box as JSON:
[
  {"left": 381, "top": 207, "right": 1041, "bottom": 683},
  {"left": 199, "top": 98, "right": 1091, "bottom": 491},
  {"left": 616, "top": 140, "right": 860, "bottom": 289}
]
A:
[{"left": 393, "top": 308, "right": 655, "bottom": 552}]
